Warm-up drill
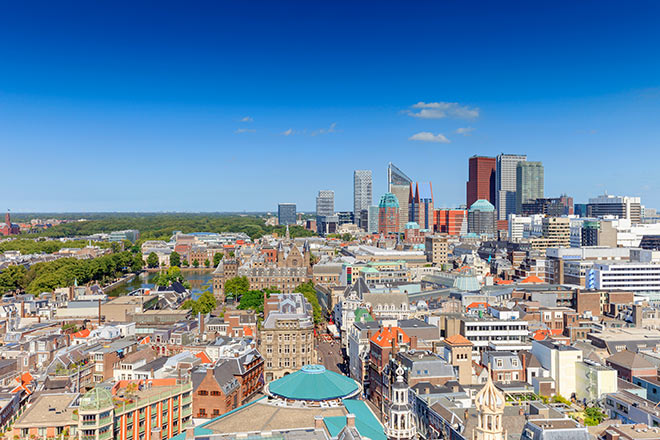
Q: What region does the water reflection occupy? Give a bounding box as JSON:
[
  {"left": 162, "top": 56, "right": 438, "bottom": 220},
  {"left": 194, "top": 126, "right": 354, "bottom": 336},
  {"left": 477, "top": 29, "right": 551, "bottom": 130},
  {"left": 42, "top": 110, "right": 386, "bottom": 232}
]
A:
[{"left": 108, "top": 269, "right": 214, "bottom": 300}]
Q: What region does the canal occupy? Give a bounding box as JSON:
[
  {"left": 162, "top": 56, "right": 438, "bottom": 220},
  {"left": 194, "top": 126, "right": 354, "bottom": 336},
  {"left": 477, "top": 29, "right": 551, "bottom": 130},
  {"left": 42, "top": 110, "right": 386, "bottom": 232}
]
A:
[{"left": 107, "top": 269, "right": 215, "bottom": 300}]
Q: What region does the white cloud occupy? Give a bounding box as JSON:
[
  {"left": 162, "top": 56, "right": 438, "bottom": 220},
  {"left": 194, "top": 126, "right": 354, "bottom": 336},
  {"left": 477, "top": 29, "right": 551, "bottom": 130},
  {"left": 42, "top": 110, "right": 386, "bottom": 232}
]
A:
[
  {"left": 234, "top": 128, "right": 256, "bottom": 134},
  {"left": 312, "top": 122, "right": 337, "bottom": 136},
  {"left": 281, "top": 128, "right": 294, "bottom": 136},
  {"left": 406, "top": 101, "right": 479, "bottom": 119},
  {"left": 455, "top": 127, "right": 475, "bottom": 135},
  {"left": 240, "top": 116, "right": 253, "bottom": 122},
  {"left": 409, "top": 132, "right": 451, "bottom": 143}
]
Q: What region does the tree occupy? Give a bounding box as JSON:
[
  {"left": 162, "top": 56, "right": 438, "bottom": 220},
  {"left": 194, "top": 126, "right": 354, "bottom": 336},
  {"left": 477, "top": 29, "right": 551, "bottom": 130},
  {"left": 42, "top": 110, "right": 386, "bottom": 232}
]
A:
[
  {"left": 0, "top": 265, "right": 28, "bottom": 294},
  {"left": 204, "top": 259, "right": 210, "bottom": 268},
  {"left": 192, "top": 260, "right": 199, "bottom": 268},
  {"left": 181, "top": 291, "right": 217, "bottom": 315},
  {"left": 147, "top": 252, "right": 159, "bottom": 268},
  {"left": 224, "top": 276, "right": 249, "bottom": 299},
  {"left": 170, "top": 251, "right": 181, "bottom": 267},
  {"left": 294, "top": 281, "right": 323, "bottom": 324},
  {"left": 238, "top": 289, "right": 272, "bottom": 313},
  {"left": 583, "top": 406, "right": 605, "bottom": 426},
  {"left": 341, "top": 233, "right": 352, "bottom": 242},
  {"left": 213, "top": 252, "right": 223, "bottom": 266}
]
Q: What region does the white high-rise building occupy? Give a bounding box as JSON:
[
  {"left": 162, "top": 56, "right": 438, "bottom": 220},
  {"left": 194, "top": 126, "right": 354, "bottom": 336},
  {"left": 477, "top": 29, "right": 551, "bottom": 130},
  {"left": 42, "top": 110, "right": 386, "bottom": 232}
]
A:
[
  {"left": 496, "top": 154, "right": 526, "bottom": 220},
  {"left": 315, "top": 190, "right": 335, "bottom": 217},
  {"left": 353, "top": 170, "right": 373, "bottom": 228}
]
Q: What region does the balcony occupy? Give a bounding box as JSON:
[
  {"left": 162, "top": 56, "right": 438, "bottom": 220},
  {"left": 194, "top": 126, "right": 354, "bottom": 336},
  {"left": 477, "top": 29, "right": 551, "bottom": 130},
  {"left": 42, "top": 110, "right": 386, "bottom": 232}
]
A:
[{"left": 99, "top": 430, "right": 112, "bottom": 440}]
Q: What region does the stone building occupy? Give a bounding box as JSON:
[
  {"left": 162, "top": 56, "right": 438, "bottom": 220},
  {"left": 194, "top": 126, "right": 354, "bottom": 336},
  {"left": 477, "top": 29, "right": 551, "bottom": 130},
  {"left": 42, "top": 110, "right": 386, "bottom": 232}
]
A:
[{"left": 259, "top": 293, "right": 316, "bottom": 382}]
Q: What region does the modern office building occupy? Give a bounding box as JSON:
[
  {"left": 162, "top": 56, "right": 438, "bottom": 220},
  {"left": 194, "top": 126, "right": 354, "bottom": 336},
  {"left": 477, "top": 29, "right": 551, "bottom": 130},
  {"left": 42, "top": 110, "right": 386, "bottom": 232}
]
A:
[
  {"left": 316, "top": 215, "right": 338, "bottom": 236},
  {"left": 336, "top": 211, "right": 355, "bottom": 225},
  {"left": 388, "top": 163, "right": 413, "bottom": 233},
  {"left": 315, "top": 190, "right": 335, "bottom": 217},
  {"left": 425, "top": 236, "right": 449, "bottom": 266},
  {"left": 515, "top": 161, "right": 544, "bottom": 214},
  {"left": 496, "top": 154, "right": 527, "bottom": 221},
  {"left": 277, "top": 203, "right": 297, "bottom": 226},
  {"left": 467, "top": 199, "right": 496, "bottom": 236},
  {"left": 521, "top": 196, "right": 573, "bottom": 217},
  {"left": 434, "top": 209, "right": 467, "bottom": 236},
  {"left": 466, "top": 156, "right": 496, "bottom": 208},
  {"left": 368, "top": 205, "right": 379, "bottom": 234},
  {"left": 593, "top": 261, "right": 660, "bottom": 292},
  {"left": 587, "top": 194, "right": 642, "bottom": 224},
  {"left": 408, "top": 182, "right": 434, "bottom": 230},
  {"left": 108, "top": 229, "right": 140, "bottom": 243},
  {"left": 354, "top": 170, "right": 373, "bottom": 229},
  {"left": 378, "top": 192, "right": 400, "bottom": 235}
]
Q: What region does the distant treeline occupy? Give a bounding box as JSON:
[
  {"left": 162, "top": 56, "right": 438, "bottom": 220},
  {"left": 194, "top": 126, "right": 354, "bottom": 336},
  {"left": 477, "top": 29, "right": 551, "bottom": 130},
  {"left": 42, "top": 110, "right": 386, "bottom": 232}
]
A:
[
  {"left": 15, "top": 214, "right": 316, "bottom": 240},
  {"left": 0, "top": 239, "right": 111, "bottom": 255}
]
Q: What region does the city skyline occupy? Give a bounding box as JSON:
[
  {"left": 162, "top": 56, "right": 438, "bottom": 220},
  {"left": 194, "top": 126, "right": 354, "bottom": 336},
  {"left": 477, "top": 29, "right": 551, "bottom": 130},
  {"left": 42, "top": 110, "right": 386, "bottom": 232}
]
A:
[{"left": 2, "top": 2, "right": 660, "bottom": 212}]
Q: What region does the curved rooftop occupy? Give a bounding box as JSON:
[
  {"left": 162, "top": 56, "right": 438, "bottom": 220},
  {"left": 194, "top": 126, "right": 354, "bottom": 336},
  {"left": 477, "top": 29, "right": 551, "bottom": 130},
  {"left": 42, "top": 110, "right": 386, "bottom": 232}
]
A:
[
  {"left": 267, "top": 365, "right": 360, "bottom": 401},
  {"left": 469, "top": 199, "right": 495, "bottom": 212},
  {"left": 79, "top": 387, "right": 113, "bottom": 411},
  {"left": 378, "top": 192, "right": 400, "bottom": 209}
]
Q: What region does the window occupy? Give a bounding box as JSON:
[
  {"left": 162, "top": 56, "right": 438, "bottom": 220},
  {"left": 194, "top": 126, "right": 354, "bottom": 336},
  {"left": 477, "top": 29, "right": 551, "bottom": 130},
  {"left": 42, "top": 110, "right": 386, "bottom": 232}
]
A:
[
  {"left": 198, "top": 390, "right": 208, "bottom": 396},
  {"left": 210, "top": 391, "right": 220, "bottom": 396},
  {"left": 212, "top": 409, "right": 220, "bottom": 415},
  {"left": 496, "top": 359, "right": 503, "bottom": 368},
  {"left": 199, "top": 408, "right": 206, "bottom": 416}
]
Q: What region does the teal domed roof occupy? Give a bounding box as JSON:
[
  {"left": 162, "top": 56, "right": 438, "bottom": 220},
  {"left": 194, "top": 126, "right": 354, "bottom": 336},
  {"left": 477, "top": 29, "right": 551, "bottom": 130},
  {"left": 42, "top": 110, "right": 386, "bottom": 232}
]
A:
[
  {"left": 453, "top": 270, "right": 480, "bottom": 292},
  {"left": 378, "top": 193, "right": 400, "bottom": 209},
  {"left": 267, "top": 365, "right": 360, "bottom": 401},
  {"left": 469, "top": 199, "right": 495, "bottom": 212},
  {"left": 79, "top": 387, "right": 114, "bottom": 411},
  {"left": 405, "top": 222, "right": 420, "bottom": 230}
]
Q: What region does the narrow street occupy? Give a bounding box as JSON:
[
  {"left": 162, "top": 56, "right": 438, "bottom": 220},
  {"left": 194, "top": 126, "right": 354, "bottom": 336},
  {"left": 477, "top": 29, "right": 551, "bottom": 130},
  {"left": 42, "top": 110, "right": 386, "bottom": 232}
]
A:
[{"left": 315, "top": 337, "right": 347, "bottom": 375}]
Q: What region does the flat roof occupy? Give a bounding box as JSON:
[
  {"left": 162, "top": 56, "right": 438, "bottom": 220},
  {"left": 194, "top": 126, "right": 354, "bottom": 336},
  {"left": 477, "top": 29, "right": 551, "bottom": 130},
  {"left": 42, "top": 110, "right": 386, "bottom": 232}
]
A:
[{"left": 15, "top": 393, "right": 77, "bottom": 428}]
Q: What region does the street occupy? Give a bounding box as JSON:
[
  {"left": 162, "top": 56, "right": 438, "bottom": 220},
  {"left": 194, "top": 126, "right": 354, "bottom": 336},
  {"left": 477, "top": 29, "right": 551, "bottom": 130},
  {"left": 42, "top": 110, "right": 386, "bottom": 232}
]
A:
[{"left": 315, "top": 337, "right": 347, "bottom": 375}]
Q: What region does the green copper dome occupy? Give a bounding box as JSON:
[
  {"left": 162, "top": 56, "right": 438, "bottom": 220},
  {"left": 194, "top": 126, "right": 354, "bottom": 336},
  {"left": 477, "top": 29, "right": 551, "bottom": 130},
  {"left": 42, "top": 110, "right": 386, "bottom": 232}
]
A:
[
  {"left": 267, "top": 365, "right": 360, "bottom": 401},
  {"left": 378, "top": 192, "right": 400, "bottom": 209},
  {"left": 469, "top": 199, "right": 495, "bottom": 212}
]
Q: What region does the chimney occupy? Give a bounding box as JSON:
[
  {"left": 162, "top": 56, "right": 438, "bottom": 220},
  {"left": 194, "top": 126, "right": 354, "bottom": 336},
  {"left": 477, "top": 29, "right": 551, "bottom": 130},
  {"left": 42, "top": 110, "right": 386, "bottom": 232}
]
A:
[
  {"left": 20, "top": 301, "right": 25, "bottom": 318},
  {"left": 198, "top": 312, "right": 205, "bottom": 336},
  {"left": 314, "top": 415, "right": 324, "bottom": 429},
  {"left": 464, "top": 409, "right": 469, "bottom": 421},
  {"left": 151, "top": 427, "right": 162, "bottom": 440},
  {"left": 69, "top": 286, "right": 75, "bottom": 301},
  {"left": 185, "top": 426, "right": 196, "bottom": 439},
  {"left": 346, "top": 414, "right": 356, "bottom": 428},
  {"left": 519, "top": 406, "right": 525, "bottom": 416}
]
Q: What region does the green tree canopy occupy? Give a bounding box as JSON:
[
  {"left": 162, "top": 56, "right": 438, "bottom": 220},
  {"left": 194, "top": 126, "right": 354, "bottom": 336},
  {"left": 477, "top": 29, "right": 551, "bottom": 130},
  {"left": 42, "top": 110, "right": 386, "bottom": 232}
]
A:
[
  {"left": 237, "top": 287, "right": 279, "bottom": 313},
  {"left": 224, "top": 276, "right": 250, "bottom": 299},
  {"left": 170, "top": 251, "right": 181, "bottom": 267},
  {"left": 181, "top": 291, "right": 217, "bottom": 315},
  {"left": 294, "top": 281, "right": 323, "bottom": 324},
  {"left": 146, "top": 252, "right": 159, "bottom": 268},
  {"left": 213, "top": 252, "right": 223, "bottom": 266},
  {"left": 204, "top": 259, "right": 210, "bottom": 268}
]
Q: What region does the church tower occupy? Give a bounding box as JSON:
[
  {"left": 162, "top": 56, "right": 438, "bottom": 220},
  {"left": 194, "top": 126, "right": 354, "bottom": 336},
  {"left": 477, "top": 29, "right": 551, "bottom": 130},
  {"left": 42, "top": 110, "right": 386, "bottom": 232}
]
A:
[
  {"left": 473, "top": 366, "right": 506, "bottom": 440},
  {"left": 5, "top": 210, "right": 9, "bottom": 226},
  {"left": 385, "top": 366, "right": 416, "bottom": 440}
]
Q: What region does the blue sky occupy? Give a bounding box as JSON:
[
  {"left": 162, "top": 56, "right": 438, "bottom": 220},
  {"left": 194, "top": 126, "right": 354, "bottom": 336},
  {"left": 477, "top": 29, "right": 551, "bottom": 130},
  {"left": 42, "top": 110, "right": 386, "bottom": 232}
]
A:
[{"left": 1, "top": 1, "right": 660, "bottom": 212}]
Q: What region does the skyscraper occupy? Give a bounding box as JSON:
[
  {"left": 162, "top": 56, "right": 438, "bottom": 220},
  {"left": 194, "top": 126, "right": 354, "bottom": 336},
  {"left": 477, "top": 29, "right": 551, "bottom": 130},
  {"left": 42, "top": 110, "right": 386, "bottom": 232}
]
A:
[
  {"left": 515, "top": 161, "right": 544, "bottom": 214},
  {"left": 378, "top": 192, "right": 400, "bottom": 235},
  {"left": 353, "top": 170, "right": 373, "bottom": 229},
  {"left": 408, "top": 182, "right": 434, "bottom": 230},
  {"left": 277, "top": 203, "right": 297, "bottom": 226},
  {"left": 315, "top": 190, "right": 335, "bottom": 217},
  {"left": 388, "top": 163, "right": 413, "bottom": 233},
  {"left": 466, "top": 156, "right": 496, "bottom": 208},
  {"left": 496, "top": 154, "right": 527, "bottom": 220}
]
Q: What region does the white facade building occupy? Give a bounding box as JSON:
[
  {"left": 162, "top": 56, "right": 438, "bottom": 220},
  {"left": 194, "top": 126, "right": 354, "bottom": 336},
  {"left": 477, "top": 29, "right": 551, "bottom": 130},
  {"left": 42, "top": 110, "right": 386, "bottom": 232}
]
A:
[{"left": 593, "top": 261, "right": 660, "bottom": 292}]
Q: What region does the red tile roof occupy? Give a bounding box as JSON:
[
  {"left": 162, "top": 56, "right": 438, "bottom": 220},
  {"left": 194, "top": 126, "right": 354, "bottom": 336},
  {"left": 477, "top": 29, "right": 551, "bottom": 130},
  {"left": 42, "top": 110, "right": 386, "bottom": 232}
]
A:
[
  {"left": 522, "top": 275, "right": 543, "bottom": 284},
  {"left": 443, "top": 334, "right": 472, "bottom": 346},
  {"left": 370, "top": 327, "right": 410, "bottom": 348},
  {"left": 195, "top": 351, "right": 212, "bottom": 364}
]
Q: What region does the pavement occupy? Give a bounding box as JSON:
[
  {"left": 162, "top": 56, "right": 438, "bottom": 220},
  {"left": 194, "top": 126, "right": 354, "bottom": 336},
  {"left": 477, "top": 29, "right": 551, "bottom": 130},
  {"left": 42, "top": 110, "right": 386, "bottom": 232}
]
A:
[{"left": 315, "top": 337, "right": 347, "bottom": 375}]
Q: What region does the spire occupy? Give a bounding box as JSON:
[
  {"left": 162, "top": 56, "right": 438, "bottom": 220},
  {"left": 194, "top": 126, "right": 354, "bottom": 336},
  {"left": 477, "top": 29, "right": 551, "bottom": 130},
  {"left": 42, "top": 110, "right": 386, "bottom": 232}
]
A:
[
  {"left": 385, "top": 365, "right": 416, "bottom": 440},
  {"left": 473, "top": 363, "right": 506, "bottom": 440},
  {"left": 285, "top": 224, "right": 290, "bottom": 240}
]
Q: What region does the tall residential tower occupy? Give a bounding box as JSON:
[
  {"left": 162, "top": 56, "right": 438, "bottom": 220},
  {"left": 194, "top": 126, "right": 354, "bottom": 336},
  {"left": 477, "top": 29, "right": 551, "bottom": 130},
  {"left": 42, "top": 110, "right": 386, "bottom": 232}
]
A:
[
  {"left": 353, "top": 170, "right": 373, "bottom": 229},
  {"left": 315, "top": 190, "right": 335, "bottom": 217},
  {"left": 467, "top": 156, "right": 496, "bottom": 208},
  {"left": 515, "top": 161, "right": 544, "bottom": 214},
  {"left": 496, "top": 154, "right": 527, "bottom": 220}
]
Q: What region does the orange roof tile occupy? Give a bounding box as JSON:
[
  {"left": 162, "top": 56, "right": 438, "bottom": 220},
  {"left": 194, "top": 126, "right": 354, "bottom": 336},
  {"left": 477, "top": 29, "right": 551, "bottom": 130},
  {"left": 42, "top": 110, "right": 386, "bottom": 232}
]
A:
[
  {"left": 195, "top": 352, "right": 212, "bottom": 364},
  {"left": 71, "top": 329, "right": 90, "bottom": 339},
  {"left": 466, "top": 302, "right": 489, "bottom": 310},
  {"left": 444, "top": 334, "right": 472, "bottom": 346},
  {"left": 495, "top": 279, "right": 514, "bottom": 285},
  {"left": 139, "top": 336, "right": 151, "bottom": 345},
  {"left": 522, "top": 275, "right": 543, "bottom": 284},
  {"left": 243, "top": 326, "right": 253, "bottom": 337},
  {"left": 370, "top": 327, "right": 410, "bottom": 348}
]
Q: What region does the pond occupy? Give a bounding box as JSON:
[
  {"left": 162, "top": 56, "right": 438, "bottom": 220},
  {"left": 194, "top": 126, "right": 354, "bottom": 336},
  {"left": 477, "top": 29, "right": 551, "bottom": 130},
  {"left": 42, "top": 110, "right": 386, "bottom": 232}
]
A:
[{"left": 108, "top": 269, "right": 214, "bottom": 300}]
